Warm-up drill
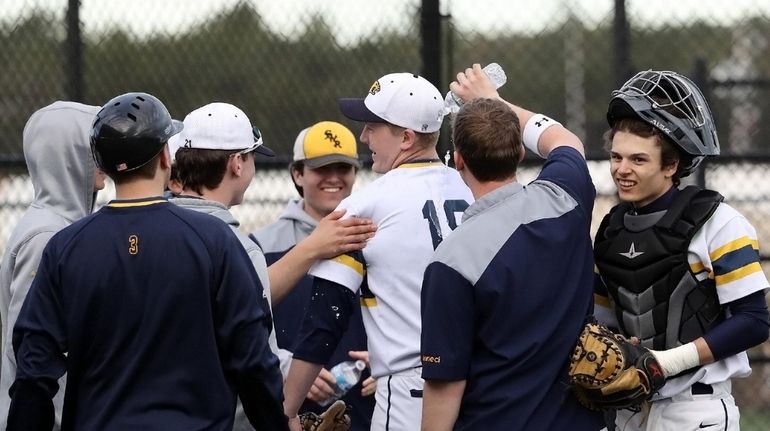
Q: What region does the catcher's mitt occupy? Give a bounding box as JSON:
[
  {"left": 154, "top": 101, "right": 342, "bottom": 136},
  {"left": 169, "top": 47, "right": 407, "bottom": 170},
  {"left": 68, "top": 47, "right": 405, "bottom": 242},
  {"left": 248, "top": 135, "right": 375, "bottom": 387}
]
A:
[
  {"left": 568, "top": 321, "right": 666, "bottom": 410},
  {"left": 299, "top": 400, "right": 351, "bottom": 431}
]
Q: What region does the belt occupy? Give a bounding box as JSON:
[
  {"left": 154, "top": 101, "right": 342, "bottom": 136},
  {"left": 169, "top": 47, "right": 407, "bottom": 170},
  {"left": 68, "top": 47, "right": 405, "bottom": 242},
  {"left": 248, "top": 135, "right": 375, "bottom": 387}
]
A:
[{"left": 691, "top": 382, "right": 713, "bottom": 395}]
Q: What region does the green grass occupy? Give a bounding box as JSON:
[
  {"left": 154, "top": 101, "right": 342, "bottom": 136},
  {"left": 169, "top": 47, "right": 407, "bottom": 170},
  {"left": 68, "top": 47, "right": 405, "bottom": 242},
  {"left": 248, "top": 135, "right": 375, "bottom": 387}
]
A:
[{"left": 740, "top": 409, "right": 770, "bottom": 431}]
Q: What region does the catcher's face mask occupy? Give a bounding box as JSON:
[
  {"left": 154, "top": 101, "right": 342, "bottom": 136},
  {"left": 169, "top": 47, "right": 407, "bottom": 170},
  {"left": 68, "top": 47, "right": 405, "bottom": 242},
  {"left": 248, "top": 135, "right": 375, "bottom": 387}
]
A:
[{"left": 607, "top": 70, "right": 719, "bottom": 177}]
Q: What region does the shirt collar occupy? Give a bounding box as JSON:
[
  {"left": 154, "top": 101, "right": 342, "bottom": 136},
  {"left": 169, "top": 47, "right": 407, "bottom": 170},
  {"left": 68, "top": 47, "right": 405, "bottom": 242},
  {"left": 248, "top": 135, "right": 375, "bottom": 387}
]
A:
[
  {"left": 463, "top": 182, "right": 523, "bottom": 222},
  {"left": 632, "top": 186, "right": 679, "bottom": 215}
]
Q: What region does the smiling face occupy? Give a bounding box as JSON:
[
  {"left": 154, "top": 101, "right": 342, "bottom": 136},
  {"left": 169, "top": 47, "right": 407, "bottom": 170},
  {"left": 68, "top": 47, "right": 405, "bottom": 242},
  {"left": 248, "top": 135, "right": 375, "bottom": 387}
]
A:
[
  {"left": 293, "top": 162, "right": 356, "bottom": 220},
  {"left": 609, "top": 130, "right": 678, "bottom": 208},
  {"left": 359, "top": 122, "right": 405, "bottom": 174}
]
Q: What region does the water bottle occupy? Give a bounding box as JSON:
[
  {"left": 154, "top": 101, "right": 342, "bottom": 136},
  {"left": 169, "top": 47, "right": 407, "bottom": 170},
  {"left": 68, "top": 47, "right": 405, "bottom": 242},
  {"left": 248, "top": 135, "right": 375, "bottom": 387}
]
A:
[
  {"left": 444, "top": 63, "right": 508, "bottom": 113},
  {"left": 317, "top": 360, "right": 366, "bottom": 407}
]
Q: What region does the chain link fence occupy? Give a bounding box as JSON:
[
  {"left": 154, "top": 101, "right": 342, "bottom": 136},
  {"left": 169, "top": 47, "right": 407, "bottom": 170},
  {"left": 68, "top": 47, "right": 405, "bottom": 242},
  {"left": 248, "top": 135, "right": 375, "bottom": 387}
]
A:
[
  {"left": 2, "top": 0, "right": 770, "bottom": 428},
  {"left": 1, "top": 0, "right": 423, "bottom": 159}
]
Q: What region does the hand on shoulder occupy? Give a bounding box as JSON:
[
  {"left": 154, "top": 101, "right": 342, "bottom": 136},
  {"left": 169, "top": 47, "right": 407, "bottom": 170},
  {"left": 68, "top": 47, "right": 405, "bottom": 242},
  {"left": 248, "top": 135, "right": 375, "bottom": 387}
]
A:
[{"left": 302, "top": 209, "right": 377, "bottom": 260}]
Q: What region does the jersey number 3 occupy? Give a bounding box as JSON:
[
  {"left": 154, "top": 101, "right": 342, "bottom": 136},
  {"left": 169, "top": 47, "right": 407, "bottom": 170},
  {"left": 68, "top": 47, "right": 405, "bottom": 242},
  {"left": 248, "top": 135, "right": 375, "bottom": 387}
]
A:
[
  {"left": 422, "top": 200, "right": 469, "bottom": 249},
  {"left": 128, "top": 234, "right": 139, "bottom": 255}
]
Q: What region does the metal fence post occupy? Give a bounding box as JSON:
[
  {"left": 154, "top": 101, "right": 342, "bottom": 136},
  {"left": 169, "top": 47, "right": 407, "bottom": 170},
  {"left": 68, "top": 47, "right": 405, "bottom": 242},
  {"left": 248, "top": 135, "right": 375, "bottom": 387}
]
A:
[
  {"left": 613, "top": 0, "right": 631, "bottom": 87},
  {"left": 65, "top": 0, "right": 84, "bottom": 102},
  {"left": 420, "top": 0, "right": 441, "bottom": 89},
  {"left": 692, "top": 57, "right": 709, "bottom": 189},
  {"left": 421, "top": 0, "right": 448, "bottom": 161}
]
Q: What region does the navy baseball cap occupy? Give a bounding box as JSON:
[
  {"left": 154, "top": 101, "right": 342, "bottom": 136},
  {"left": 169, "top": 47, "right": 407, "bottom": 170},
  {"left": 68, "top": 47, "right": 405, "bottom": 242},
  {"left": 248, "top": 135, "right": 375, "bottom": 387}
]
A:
[{"left": 338, "top": 98, "right": 387, "bottom": 124}]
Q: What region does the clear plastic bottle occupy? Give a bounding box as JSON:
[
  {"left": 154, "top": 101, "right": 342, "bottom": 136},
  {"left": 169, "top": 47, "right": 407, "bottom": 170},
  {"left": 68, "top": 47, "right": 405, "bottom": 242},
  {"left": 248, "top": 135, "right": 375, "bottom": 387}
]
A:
[
  {"left": 317, "top": 359, "right": 366, "bottom": 407},
  {"left": 444, "top": 63, "right": 508, "bottom": 113}
]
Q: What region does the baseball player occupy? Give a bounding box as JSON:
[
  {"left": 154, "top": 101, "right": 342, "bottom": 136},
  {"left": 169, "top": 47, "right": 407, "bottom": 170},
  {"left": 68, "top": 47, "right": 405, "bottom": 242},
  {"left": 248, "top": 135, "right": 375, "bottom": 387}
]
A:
[
  {"left": 593, "top": 70, "right": 770, "bottom": 430},
  {"left": 169, "top": 102, "right": 292, "bottom": 431},
  {"left": 282, "top": 73, "right": 474, "bottom": 430},
  {"left": 252, "top": 120, "right": 375, "bottom": 431},
  {"left": 420, "top": 65, "right": 604, "bottom": 431},
  {"left": 7, "top": 93, "right": 288, "bottom": 431},
  {"left": 170, "top": 106, "right": 376, "bottom": 431},
  {"left": 0, "top": 101, "right": 104, "bottom": 431}
]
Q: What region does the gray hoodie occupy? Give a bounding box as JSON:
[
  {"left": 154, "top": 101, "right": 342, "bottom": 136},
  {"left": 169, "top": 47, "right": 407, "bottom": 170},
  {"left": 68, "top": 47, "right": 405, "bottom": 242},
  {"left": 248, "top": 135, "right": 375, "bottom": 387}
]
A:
[
  {"left": 0, "top": 101, "right": 99, "bottom": 430},
  {"left": 253, "top": 198, "right": 317, "bottom": 254}
]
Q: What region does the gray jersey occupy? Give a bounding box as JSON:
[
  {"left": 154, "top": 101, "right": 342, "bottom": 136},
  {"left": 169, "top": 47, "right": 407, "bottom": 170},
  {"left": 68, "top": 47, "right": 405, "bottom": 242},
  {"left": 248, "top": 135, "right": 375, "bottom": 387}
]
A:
[{"left": 0, "top": 102, "right": 100, "bottom": 430}]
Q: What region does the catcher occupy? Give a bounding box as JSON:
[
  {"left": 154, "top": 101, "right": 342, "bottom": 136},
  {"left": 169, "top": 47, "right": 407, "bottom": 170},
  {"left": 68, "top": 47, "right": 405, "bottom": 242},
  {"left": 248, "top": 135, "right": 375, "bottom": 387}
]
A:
[{"left": 584, "top": 69, "right": 770, "bottom": 431}]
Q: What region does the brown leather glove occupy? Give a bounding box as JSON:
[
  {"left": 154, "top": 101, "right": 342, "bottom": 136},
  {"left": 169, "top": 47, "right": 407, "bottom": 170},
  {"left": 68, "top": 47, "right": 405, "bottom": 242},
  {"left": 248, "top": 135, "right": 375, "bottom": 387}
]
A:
[{"left": 568, "top": 321, "right": 666, "bottom": 410}]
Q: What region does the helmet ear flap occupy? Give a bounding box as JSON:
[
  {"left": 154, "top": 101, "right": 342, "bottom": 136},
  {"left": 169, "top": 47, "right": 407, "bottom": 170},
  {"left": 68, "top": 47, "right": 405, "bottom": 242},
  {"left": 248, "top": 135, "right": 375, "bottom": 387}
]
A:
[{"left": 676, "top": 154, "right": 703, "bottom": 179}]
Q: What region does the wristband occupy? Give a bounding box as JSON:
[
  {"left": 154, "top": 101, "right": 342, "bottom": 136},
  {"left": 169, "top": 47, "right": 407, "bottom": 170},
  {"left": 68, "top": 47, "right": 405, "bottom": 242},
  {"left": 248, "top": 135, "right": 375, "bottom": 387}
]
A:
[
  {"left": 522, "top": 114, "right": 561, "bottom": 158},
  {"left": 650, "top": 342, "right": 700, "bottom": 377}
]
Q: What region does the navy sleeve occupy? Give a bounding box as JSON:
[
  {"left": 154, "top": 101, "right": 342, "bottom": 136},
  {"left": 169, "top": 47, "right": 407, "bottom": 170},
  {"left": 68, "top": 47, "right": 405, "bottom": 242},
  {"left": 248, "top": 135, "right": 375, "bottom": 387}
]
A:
[
  {"left": 703, "top": 290, "right": 770, "bottom": 361},
  {"left": 7, "top": 377, "right": 55, "bottom": 431},
  {"left": 213, "top": 235, "right": 287, "bottom": 430},
  {"left": 536, "top": 147, "right": 596, "bottom": 217},
  {"left": 12, "top": 242, "right": 67, "bottom": 392},
  {"left": 9, "top": 242, "right": 66, "bottom": 431},
  {"left": 293, "top": 277, "right": 358, "bottom": 365},
  {"left": 421, "top": 261, "right": 474, "bottom": 381}
]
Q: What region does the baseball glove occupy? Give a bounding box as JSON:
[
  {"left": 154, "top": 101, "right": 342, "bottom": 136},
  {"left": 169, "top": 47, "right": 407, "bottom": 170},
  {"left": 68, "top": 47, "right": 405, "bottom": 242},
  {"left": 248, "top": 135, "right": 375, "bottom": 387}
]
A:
[
  {"left": 299, "top": 400, "right": 351, "bottom": 431},
  {"left": 568, "top": 321, "right": 666, "bottom": 410}
]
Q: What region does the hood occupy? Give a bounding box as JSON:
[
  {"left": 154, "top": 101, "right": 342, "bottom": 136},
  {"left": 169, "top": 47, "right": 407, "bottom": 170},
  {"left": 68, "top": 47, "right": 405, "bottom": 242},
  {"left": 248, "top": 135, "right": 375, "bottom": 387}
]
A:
[
  {"left": 278, "top": 198, "right": 318, "bottom": 229},
  {"left": 24, "top": 101, "right": 100, "bottom": 222},
  {"left": 170, "top": 197, "right": 238, "bottom": 227}
]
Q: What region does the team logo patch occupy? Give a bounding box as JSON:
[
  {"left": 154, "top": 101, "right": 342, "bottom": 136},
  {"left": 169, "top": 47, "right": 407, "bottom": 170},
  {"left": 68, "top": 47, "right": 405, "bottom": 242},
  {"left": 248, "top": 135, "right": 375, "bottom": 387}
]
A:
[
  {"left": 369, "top": 80, "right": 381, "bottom": 95},
  {"left": 324, "top": 129, "right": 342, "bottom": 148},
  {"left": 619, "top": 242, "right": 644, "bottom": 259},
  {"left": 535, "top": 116, "right": 552, "bottom": 128},
  {"left": 422, "top": 354, "right": 441, "bottom": 364}
]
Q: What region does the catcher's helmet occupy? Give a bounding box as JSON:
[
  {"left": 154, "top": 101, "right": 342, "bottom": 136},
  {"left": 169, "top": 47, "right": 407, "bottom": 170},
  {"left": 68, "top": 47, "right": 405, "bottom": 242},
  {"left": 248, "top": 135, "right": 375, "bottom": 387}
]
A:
[
  {"left": 91, "top": 92, "right": 182, "bottom": 174},
  {"left": 607, "top": 70, "right": 719, "bottom": 177}
]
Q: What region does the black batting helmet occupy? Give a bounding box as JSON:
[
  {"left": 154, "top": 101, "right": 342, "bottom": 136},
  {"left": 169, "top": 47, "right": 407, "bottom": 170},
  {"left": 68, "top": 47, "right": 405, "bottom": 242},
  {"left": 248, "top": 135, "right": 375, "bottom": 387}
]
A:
[
  {"left": 607, "top": 70, "right": 720, "bottom": 177},
  {"left": 91, "top": 92, "right": 182, "bottom": 174}
]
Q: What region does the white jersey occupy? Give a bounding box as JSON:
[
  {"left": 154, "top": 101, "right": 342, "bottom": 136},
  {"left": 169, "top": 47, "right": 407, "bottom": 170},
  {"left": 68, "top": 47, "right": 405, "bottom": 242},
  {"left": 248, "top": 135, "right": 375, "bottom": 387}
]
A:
[
  {"left": 596, "top": 202, "right": 769, "bottom": 398},
  {"left": 309, "top": 161, "right": 473, "bottom": 378}
]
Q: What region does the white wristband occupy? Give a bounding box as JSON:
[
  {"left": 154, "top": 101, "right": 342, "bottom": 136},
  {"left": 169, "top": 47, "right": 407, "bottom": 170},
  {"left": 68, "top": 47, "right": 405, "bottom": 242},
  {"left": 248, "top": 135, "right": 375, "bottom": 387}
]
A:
[
  {"left": 522, "top": 114, "right": 561, "bottom": 158},
  {"left": 650, "top": 342, "right": 700, "bottom": 377}
]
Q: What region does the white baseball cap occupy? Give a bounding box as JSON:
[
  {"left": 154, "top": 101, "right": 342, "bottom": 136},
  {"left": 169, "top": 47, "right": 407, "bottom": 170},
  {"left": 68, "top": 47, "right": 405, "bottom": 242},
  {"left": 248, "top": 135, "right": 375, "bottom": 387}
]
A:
[
  {"left": 178, "top": 102, "right": 274, "bottom": 156},
  {"left": 338, "top": 73, "right": 447, "bottom": 133},
  {"left": 168, "top": 131, "right": 182, "bottom": 162}
]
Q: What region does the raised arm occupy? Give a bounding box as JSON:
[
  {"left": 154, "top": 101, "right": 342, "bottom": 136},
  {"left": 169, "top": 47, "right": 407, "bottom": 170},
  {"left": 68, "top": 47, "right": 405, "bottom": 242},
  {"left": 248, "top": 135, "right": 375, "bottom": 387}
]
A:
[{"left": 449, "top": 63, "right": 584, "bottom": 158}]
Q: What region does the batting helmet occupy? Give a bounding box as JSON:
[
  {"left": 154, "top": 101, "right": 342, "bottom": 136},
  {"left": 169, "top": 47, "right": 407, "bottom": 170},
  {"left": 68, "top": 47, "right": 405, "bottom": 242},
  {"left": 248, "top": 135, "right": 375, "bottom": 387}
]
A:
[
  {"left": 607, "top": 70, "right": 720, "bottom": 177},
  {"left": 91, "top": 92, "right": 182, "bottom": 174}
]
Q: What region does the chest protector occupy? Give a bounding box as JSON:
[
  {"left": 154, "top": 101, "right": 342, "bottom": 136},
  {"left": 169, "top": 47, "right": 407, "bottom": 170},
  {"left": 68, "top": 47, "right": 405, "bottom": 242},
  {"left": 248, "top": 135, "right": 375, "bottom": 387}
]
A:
[{"left": 594, "top": 186, "right": 724, "bottom": 350}]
